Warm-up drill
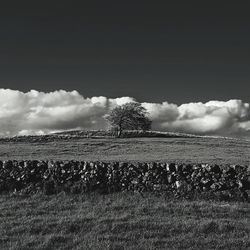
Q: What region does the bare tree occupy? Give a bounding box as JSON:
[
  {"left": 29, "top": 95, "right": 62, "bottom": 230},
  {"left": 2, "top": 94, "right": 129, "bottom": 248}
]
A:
[{"left": 105, "top": 102, "right": 152, "bottom": 137}]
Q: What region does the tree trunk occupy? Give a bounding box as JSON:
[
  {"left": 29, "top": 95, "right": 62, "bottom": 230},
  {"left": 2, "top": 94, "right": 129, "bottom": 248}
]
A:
[{"left": 117, "top": 126, "right": 122, "bottom": 138}]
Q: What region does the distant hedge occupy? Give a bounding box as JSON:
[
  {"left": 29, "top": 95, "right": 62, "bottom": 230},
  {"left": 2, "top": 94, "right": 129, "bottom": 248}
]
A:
[{"left": 0, "top": 160, "right": 249, "bottom": 201}]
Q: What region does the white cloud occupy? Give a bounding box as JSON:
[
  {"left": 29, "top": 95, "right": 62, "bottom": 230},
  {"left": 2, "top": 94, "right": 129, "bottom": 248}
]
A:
[
  {"left": 148, "top": 99, "right": 249, "bottom": 135},
  {"left": 238, "top": 121, "right": 250, "bottom": 131},
  {"left": 0, "top": 88, "right": 249, "bottom": 137}
]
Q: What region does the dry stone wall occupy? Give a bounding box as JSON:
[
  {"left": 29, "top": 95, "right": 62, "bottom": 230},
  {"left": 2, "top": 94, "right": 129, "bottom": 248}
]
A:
[{"left": 0, "top": 160, "right": 249, "bottom": 201}]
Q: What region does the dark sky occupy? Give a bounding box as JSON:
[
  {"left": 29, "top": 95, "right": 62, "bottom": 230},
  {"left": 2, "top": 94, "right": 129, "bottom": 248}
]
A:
[{"left": 0, "top": 0, "right": 249, "bottom": 104}]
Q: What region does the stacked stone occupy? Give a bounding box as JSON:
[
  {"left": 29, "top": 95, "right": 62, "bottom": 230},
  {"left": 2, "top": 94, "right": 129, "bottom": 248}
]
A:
[{"left": 0, "top": 160, "right": 249, "bottom": 200}]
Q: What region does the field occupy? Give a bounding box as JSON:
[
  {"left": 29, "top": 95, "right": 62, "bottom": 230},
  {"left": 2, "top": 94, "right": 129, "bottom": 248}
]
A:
[
  {"left": 1, "top": 193, "right": 250, "bottom": 250},
  {"left": 0, "top": 137, "right": 249, "bottom": 165},
  {"left": 0, "top": 135, "right": 250, "bottom": 249}
]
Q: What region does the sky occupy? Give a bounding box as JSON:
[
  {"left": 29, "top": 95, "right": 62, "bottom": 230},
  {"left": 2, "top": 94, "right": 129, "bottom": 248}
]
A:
[{"left": 0, "top": 1, "right": 250, "bottom": 136}]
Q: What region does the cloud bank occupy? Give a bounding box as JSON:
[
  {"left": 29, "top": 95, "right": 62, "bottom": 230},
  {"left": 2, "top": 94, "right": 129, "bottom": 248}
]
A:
[{"left": 0, "top": 88, "right": 249, "bottom": 137}]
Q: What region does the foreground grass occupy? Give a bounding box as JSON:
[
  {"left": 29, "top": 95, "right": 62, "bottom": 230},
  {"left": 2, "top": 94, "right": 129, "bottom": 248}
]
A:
[{"left": 0, "top": 193, "right": 250, "bottom": 250}]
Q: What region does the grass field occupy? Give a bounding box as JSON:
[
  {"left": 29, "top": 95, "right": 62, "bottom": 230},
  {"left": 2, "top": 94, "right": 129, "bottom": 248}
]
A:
[
  {"left": 0, "top": 136, "right": 250, "bottom": 249},
  {"left": 0, "top": 193, "right": 250, "bottom": 250},
  {"left": 0, "top": 137, "right": 249, "bottom": 165}
]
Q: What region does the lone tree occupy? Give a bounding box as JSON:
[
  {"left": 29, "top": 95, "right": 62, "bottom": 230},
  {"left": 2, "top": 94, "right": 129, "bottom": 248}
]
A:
[{"left": 105, "top": 102, "right": 152, "bottom": 137}]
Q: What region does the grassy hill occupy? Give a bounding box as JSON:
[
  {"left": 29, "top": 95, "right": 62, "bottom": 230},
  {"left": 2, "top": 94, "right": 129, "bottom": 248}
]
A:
[
  {"left": 0, "top": 130, "right": 249, "bottom": 249},
  {"left": 54, "top": 129, "right": 202, "bottom": 138},
  {"left": 0, "top": 134, "right": 249, "bottom": 165},
  {"left": 0, "top": 130, "right": 203, "bottom": 143}
]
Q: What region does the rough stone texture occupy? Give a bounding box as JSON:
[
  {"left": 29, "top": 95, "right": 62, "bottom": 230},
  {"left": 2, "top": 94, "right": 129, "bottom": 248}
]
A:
[{"left": 0, "top": 160, "right": 249, "bottom": 201}]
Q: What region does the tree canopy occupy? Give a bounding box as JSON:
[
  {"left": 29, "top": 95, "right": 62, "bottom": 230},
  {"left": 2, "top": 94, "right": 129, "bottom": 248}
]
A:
[{"left": 105, "top": 102, "right": 152, "bottom": 137}]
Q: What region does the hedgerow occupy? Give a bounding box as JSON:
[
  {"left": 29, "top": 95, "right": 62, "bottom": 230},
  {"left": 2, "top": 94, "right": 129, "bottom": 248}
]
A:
[{"left": 0, "top": 160, "right": 249, "bottom": 201}]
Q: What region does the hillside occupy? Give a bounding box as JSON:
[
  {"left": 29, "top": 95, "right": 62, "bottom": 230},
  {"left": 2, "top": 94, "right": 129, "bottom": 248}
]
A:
[
  {"left": 0, "top": 130, "right": 201, "bottom": 143},
  {"left": 0, "top": 131, "right": 249, "bottom": 250},
  {"left": 0, "top": 136, "right": 249, "bottom": 165},
  {"left": 0, "top": 129, "right": 230, "bottom": 143}
]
